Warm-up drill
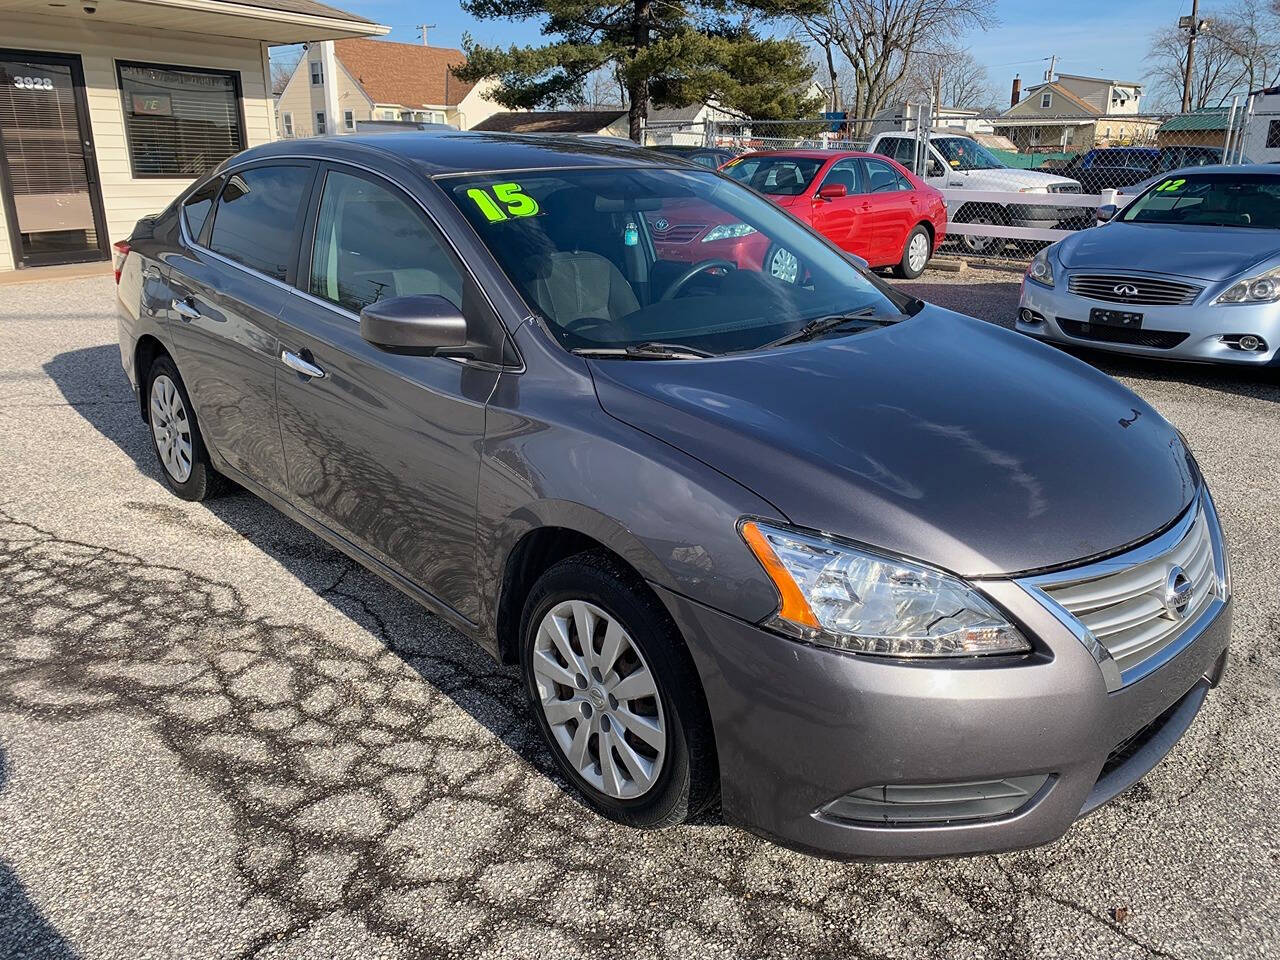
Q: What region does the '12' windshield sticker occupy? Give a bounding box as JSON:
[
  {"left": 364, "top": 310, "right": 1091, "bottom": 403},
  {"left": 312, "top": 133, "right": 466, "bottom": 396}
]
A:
[
  {"left": 466, "top": 183, "right": 539, "bottom": 222},
  {"left": 1155, "top": 178, "right": 1187, "bottom": 192}
]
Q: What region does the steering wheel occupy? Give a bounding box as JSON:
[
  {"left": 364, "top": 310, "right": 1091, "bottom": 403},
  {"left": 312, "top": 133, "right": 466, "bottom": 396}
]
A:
[{"left": 659, "top": 259, "right": 738, "bottom": 301}]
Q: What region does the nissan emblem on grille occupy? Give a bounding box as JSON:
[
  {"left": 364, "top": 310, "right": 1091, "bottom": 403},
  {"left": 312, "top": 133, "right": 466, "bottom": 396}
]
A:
[
  {"left": 1113, "top": 284, "right": 1140, "bottom": 298},
  {"left": 1162, "top": 565, "right": 1194, "bottom": 621}
]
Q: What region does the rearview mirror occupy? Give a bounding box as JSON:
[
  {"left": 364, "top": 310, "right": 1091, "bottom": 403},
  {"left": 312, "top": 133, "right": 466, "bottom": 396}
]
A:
[
  {"left": 1096, "top": 203, "right": 1119, "bottom": 223},
  {"left": 360, "top": 294, "right": 467, "bottom": 356},
  {"left": 817, "top": 183, "right": 847, "bottom": 201}
]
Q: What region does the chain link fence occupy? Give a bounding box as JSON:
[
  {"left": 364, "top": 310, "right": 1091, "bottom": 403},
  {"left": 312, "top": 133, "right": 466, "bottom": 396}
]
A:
[{"left": 643, "top": 105, "right": 1256, "bottom": 265}]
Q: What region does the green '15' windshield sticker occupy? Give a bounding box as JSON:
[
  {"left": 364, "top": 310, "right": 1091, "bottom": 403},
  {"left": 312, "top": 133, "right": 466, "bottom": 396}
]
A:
[
  {"left": 1155, "top": 178, "right": 1187, "bottom": 192},
  {"left": 466, "top": 183, "right": 539, "bottom": 222}
]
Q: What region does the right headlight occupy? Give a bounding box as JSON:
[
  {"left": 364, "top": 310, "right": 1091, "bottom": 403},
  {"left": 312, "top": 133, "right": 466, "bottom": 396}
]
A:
[
  {"left": 740, "top": 521, "right": 1031, "bottom": 658},
  {"left": 1026, "top": 247, "right": 1055, "bottom": 288},
  {"left": 1214, "top": 265, "right": 1280, "bottom": 305}
]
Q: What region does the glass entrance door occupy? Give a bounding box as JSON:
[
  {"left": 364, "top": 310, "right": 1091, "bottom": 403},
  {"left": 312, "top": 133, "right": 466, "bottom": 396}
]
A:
[{"left": 0, "top": 51, "right": 108, "bottom": 267}]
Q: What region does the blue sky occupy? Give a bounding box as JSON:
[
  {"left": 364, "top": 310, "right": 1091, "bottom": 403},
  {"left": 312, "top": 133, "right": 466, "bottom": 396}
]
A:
[{"left": 292, "top": 0, "right": 1196, "bottom": 105}]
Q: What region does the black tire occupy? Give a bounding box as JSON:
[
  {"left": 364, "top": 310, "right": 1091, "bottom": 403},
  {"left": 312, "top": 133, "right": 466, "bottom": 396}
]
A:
[
  {"left": 953, "top": 203, "right": 1008, "bottom": 256},
  {"left": 144, "top": 354, "right": 226, "bottom": 502},
  {"left": 895, "top": 224, "right": 932, "bottom": 279},
  {"left": 518, "top": 550, "right": 717, "bottom": 828}
]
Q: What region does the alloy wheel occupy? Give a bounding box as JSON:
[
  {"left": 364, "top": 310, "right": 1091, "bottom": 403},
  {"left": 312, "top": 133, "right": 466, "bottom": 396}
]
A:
[
  {"left": 532, "top": 600, "right": 667, "bottom": 799},
  {"left": 908, "top": 232, "right": 930, "bottom": 274},
  {"left": 769, "top": 247, "right": 800, "bottom": 285},
  {"left": 150, "top": 374, "right": 193, "bottom": 483}
]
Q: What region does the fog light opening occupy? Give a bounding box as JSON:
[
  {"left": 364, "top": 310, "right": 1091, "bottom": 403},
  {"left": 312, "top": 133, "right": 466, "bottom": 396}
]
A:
[
  {"left": 819, "top": 774, "right": 1052, "bottom": 826},
  {"left": 1221, "top": 334, "right": 1266, "bottom": 352},
  {"left": 1019, "top": 308, "right": 1045, "bottom": 325}
]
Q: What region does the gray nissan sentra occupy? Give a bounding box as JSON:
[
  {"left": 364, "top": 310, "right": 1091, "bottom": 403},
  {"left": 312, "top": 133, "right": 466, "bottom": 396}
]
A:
[{"left": 115, "top": 133, "right": 1232, "bottom": 860}]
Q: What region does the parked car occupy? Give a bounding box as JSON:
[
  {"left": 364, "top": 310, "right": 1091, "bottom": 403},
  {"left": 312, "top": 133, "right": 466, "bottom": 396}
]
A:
[
  {"left": 721, "top": 149, "right": 947, "bottom": 278},
  {"left": 649, "top": 144, "right": 739, "bottom": 169},
  {"left": 867, "top": 132, "right": 1082, "bottom": 254},
  {"left": 1060, "top": 146, "right": 1254, "bottom": 194},
  {"left": 117, "top": 132, "right": 1231, "bottom": 861},
  {"left": 1018, "top": 165, "right": 1280, "bottom": 365}
]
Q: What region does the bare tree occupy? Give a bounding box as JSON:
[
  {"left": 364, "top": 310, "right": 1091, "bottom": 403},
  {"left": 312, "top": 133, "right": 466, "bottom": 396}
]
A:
[
  {"left": 902, "top": 47, "right": 995, "bottom": 108},
  {"left": 270, "top": 46, "right": 302, "bottom": 96},
  {"left": 795, "top": 0, "right": 995, "bottom": 128},
  {"left": 1146, "top": 1, "right": 1280, "bottom": 109}
]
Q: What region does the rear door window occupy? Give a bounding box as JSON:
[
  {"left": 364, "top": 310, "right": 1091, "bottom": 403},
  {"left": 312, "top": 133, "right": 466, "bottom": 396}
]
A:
[
  {"left": 208, "top": 163, "right": 313, "bottom": 281},
  {"left": 863, "top": 158, "right": 909, "bottom": 193}
]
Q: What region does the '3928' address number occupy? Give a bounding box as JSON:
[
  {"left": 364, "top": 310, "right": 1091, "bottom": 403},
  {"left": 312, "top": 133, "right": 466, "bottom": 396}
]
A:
[{"left": 13, "top": 77, "right": 55, "bottom": 90}]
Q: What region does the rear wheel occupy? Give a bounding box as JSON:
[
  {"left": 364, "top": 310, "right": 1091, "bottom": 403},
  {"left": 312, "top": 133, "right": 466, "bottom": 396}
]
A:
[
  {"left": 519, "top": 550, "right": 717, "bottom": 827},
  {"left": 896, "top": 225, "right": 932, "bottom": 278},
  {"left": 954, "top": 204, "right": 1007, "bottom": 256},
  {"left": 145, "top": 355, "right": 225, "bottom": 501}
]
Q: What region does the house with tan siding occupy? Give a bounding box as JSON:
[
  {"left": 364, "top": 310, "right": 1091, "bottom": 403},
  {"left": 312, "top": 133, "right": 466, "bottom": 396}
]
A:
[
  {"left": 274, "top": 38, "right": 503, "bottom": 139},
  {"left": 993, "top": 74, "right": 1157, "bottom": 154},
  {"left": 0, "top": 0, "right": 386, "bottom": 274}
]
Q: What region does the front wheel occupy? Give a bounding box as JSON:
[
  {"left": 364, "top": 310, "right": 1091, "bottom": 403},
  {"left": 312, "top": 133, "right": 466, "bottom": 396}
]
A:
[
  {"left": 519, "top": 551, "right": 717, "bottom": 827},
  {"left": 896, "top": 225, "right": 932, "bottom": 278}
]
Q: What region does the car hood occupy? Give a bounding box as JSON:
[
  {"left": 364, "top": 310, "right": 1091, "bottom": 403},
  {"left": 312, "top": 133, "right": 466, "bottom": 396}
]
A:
[
  {"left": 589, "top": 306, "right": 1198, "bottom": 578},
  {"left": 1058, "top": 222, "right": 1280, "bottom": 281},
  {"left": 966, "top": 167, "right": 1079, "bottom": 190}
]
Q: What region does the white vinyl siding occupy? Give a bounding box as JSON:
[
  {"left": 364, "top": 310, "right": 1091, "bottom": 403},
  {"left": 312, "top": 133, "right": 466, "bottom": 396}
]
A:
[{"left": 0, "top": 14, "right": 275, "bottom": 272}]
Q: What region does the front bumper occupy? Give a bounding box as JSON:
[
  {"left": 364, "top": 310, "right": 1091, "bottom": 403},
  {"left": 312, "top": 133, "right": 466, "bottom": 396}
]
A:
[
  {"left": 1018, "top": 276, "right": 1280, "bottom": 365},
  {"left": 656, "top": 578, "right": 1231, "bottom": 861}
]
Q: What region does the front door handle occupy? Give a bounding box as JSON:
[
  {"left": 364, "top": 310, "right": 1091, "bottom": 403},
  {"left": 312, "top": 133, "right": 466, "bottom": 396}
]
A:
[
  {"left": 171, "top": 298, "right": 201, "bottom": 321},
  {"left": 281, "top": 349, "right": 326, "bottom": 380}
]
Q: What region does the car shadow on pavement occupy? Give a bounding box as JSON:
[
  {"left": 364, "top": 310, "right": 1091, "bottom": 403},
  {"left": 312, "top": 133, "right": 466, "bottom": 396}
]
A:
[{"left": 0, "top": 748, "right": 79, "bottom": 960}]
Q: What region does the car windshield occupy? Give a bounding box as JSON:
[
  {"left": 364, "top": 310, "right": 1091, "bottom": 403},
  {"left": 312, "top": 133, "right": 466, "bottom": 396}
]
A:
[
  {"left": 720, "top": 156, "right": 824, "bottom": 196},
  {"left": 1121, "top": 173, "right": 1280, "bottom": 229},
  {"left": 933, "top": 138, "right": 1004, "bottom": 171},
  {"left": 444, "top": 167, "right": 911, "bottom": 355}
]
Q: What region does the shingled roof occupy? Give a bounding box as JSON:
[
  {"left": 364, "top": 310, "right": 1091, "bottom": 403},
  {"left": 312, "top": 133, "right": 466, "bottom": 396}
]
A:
[{"left": 334, "top": 37, "right": 474, "bottom": 108}]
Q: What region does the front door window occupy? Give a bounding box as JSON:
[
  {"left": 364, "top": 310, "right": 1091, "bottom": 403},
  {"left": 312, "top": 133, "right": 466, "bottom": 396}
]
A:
[{"left": 0, "top": 52, "right": 107, "bottom": 266}]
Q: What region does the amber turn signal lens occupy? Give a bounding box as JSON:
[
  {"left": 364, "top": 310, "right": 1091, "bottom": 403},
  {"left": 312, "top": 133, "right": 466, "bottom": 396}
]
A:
[{"left": 740, "top": 521, "right": 819, "bottom": 629}]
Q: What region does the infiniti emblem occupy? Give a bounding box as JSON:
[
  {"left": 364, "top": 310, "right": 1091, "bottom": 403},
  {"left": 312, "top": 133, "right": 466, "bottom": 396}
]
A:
[
  {"left": 1161, "top": 564, "right": 1194, "bottom": 620},
  {"left": 1113, "top": 283, "right": 1140, "bottom": 298}
]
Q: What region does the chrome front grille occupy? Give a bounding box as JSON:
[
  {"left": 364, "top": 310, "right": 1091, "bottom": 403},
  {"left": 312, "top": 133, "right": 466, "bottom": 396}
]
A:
[
  {"left": 1022, "top": 495, "right": 1227, "bottom": 686},
  {"left": 1067, "top": 274, "right": 1202, "bottom": 306},
  {"left": 649, "top": 222, "right": 706, "bottom": 244}
]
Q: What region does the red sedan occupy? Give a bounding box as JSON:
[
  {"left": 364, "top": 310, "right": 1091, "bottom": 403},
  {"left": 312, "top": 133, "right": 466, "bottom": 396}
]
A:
[{"left": 721, "top": 150, "right": 947, "bottom": 279}]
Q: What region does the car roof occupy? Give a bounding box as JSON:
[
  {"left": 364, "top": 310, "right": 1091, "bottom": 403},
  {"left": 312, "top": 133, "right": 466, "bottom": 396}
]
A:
[
  {"left": 735, "top": 149, "right": 874, "bottom": 161},
  {"left": 229, "top": 130, "right": 676, "bottom": 177}
]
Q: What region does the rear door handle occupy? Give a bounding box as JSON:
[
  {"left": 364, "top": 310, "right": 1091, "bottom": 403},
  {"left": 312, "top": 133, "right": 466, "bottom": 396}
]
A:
[
  {"left": 281, "top": 349, "right": 326, "bottom": 380},
  {"left": 171, "top": 298, "right": 201, "bottom": 321}
]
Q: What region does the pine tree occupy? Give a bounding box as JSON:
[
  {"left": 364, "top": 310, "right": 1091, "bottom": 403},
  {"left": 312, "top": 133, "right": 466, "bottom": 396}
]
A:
[{"left": 454, "top": 0, "right": 824, "bottom": 141}]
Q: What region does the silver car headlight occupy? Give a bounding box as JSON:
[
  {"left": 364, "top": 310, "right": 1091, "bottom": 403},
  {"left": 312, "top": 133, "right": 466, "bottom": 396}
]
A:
[
  {"left": 1026, "top": 248, "right": 1055, "bottom": 288},
  {"left": 741, "top": 521, "right": 1031, "bottom": 658},
  {"left": 1214, "top": 266, "right": 1280, "bottom": 305},
  {"left": 702, "top": 223, "right": 757, "bottom": 242}
]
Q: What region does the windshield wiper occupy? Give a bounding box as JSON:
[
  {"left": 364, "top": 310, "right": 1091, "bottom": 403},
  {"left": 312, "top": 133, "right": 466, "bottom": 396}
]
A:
[
  {"left": 572, "top": 341, "right": 715, "bottom": 360},
  {"left": 760, "top": 308, "right": 898, "bottom": 350}
]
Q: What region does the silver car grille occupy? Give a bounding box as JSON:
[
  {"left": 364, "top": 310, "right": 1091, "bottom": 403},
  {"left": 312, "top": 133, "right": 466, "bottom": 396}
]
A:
[
  {"left": 1067, "top": 274, "right": 1202, "bottom": 306},
  {"left": 1021, "top": 495, "right": 1226, "bottom": 687}
]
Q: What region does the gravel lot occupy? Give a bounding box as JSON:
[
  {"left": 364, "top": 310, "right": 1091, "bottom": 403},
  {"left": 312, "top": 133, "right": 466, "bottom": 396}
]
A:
[{"left": 1, "top": 273, "right": 1277, "bottom": 960}]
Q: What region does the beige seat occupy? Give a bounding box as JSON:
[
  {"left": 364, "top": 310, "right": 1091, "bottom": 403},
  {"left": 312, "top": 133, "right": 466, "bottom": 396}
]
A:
[{"left": 526, "top": 251, "right": 640, "bottom": 325}]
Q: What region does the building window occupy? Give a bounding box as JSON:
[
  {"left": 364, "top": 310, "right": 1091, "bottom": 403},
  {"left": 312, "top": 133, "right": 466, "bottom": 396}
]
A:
[
  {"left": 343, "top": 110, "right": 354, "bottom": 131},
  {"left": 282, "top": 112, "right": 294, "bottom": 137},
  {"left": 310, "top": 61, "right": 323, "bottom": 85},
  {"left": 382, "top": 110, "right": 396, "bottom": 120},
  {"left": 117, "top": 62, "right": 245, "bottom": 178},
  {"left": 1104, "top": 126, "right": 1111, "bottom": 138},
  {"left": 315, "top": 112, "right": 326, "bottom": 135},
  {"left": 1268, "top": 120, "right": 1280, "bottom": 149},
  {"left": 1040, "top": 92, "right": 1052, "bottom": 109}
]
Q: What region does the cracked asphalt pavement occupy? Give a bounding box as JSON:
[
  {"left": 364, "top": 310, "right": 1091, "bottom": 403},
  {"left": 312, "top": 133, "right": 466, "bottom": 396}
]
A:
[{"left": 1, "top": 274, "right": 1278, "bottom": 959}]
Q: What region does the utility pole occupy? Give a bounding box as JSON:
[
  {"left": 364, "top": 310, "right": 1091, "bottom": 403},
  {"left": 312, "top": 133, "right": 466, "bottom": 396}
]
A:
[
  {"left": 417, "top": 23, "right": 436, "bottom": 46},
  {"left": 1180, "top": 0, "right": 1202, "bottom": 112},
  {"left": 1045, "top": 54, "right": 1057, "bottom": 83}
]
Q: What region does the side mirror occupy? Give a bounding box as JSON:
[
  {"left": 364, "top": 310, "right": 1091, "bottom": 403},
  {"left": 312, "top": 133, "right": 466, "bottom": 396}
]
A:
[
  {"left": 817, "top": 183, "right": 847, "bottom": 201},
  {"left": 360, "top": 294, "right": 467, "bottom": 356},
  {"left": 927, "top": 161, "right": 945, "bottom": 178},
  {"left": 1096, "top": 203, "right": 1119, "bottom": 223}
]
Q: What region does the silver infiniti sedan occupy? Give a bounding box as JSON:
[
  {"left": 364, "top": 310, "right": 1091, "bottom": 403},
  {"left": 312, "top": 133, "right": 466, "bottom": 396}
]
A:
[{"left": 1017, "top": 165, "right": 1280, "bottom": 365}]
